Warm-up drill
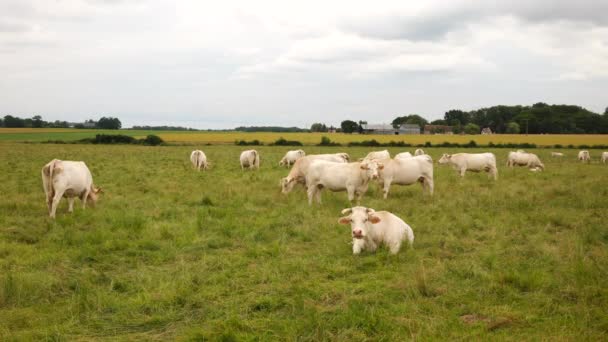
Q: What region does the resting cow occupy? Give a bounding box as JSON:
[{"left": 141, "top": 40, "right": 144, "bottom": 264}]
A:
[
  {"left": 42, "top": 159, "right": 102, "bottom": 218},
  {"left": 506, "top": 151, "right": 545, "bottom": 170},
  {"left": 338, "top": 207, "right": 414, "bottom": 255},
  {"left": 578, "top": 150, "right": 590, "bottom": 163}
]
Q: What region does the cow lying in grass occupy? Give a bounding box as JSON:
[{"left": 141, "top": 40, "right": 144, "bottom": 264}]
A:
[{"left": 338, "top": 206, "right": 414, "bottom": 255}]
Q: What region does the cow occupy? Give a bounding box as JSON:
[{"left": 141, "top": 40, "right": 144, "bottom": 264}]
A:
[
  {"left": 506, "top": 151, "right": 545, "bottom": 170},
  {"left": 280, "top": 154, "right": 348, "bottom": 194},
  {"left": 394, "top": 152, "right": 413, "bottom": 159},
  {"left": 240, "top": 150, "right": 260, "bottom": 170},
  {"left": 438, "top": 153, "right": 498, "bottom": 180},
  {"left": 377, "top": 155, "right": 434, "bottom": 199},
  {"left": 602, "top": 152, "right": 608, "bottom": 164},
  {"left": 41, "top": 159, "right": 102, "bottom": 218},
  {"left": 578, "top": 150, "right": 590, "bottom": 163},
  {"left": 338, "top": 207, "right": 414, "bottom": 255},
  {"left": 551, "top": 152, "right": 564, "bottom": 157},
  {"left": 363, "top": 150, "right": 390, "bottom": 161},
  {"left": 335, "top": 153, "right": 350, "bottom": 162},
  {"left": 279, "top": 149, "right": 306, "bottom": 168},
  {"left": 190, "top": 150, "right": 208, "bottom": 171},
  {"left": 414, "top": 148, "right": 425, "bottom": 156},
  {"left": 305, "top": 159, "right": 383, "bottom": 205}
]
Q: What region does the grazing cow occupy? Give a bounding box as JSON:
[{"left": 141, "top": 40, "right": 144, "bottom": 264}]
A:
[
  {"left": 41, "top": 159, "right": 102, "bottom": 218},
  {"left": 338, "top": 207, "right": 414, "bottom": 255},
  {"left": 363, "top": 150, "right": 390, "bottom": 161},
  {"left": 190, "top": 150, "right": 208, "bottom": 171},
  {"left": 240, "top": 150, "right": 260, "bottom": 170},
  {"left": 279, "top": 149, "right": 305, "bottom": 167},
  {"left": 414, "top": 148, "right": 425, "bottom": 156},
  {"left": 377, "top": 155, "right": 434, "bottom": 199},
  {"left": 438, "top": 153, "right": 498, "bottom": 180},
  {"left": 394, "top": 152, "right": 413, "bottom": 159},
  {"left": 551, "top": 152, "right": 564, "bottom": 157},
  {"left": 578, "top": 150, "right": 591, "bottom": 163},
  {"left": 602, "top": 152, "right": 608, "bottom": 164},
  {"left": 280, "top": 154, "right": 347, "bottom": 194},
  {"left": 305, "top": 159, "right": 383, "bottom": 205},
  {"left": 506, "top": 151, "right": 545, "bottom": 170}
]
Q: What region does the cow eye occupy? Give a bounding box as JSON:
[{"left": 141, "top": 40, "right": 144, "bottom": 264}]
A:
[{"left": 363, "top": 218, "right": 368, "bottom": 222}]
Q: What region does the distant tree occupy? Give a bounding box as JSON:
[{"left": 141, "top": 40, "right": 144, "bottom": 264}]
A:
[
  {"left": 341, "top": 120, "right": 359, "bottom": 134},
  {"left": 506, "top": 121, "right": 520, "bottom": 134},
  {"left": 391, "top": 114, "right": 428, "bottom": 131},
  {"left": 430, "top": 119, "right": 447, "bottom": 125},
  {"left": 0, "top": 117, "right": 3, "bottom": 127},
  {"left": 32, "top": 115, "right": 43, "bottom": 128},
  {"left": 3, "top": 115, "right": 25, "bottom": 127},
  {"left": 310, "top": 123, "right": 328, "bottom": 132},
  {"left": 97, "top": 117, "right": 122, "bottom": 129},
  {"left": 444, "top": 109, "right": 470, "bottom": 126},
  {"left": 604, "top": 107, "right": 608, "bottom": 115},
  {"left": 358, "top": 120, "right": 367, "bottom": 134},
  {"left": 464, "top": 123, "right": 480, "bottom": 134}
]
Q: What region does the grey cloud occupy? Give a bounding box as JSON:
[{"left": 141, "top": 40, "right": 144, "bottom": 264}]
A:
[{"left": 341, "top": 0, "right": 608, "bottom": 42}]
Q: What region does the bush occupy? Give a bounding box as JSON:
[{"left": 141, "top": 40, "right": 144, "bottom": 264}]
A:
[
  {"left": 141, "top": 135, "right": 163, "bottom": 146},
  {"left": 235, "top": 140, "right": 263, "bottom": 146},
  {"left": 271, "top": 137, "right": 303, "bottom": 146},
  {"left": 318, "top": 136, "right": 341, "bottom": 146},
  {"left": 348, "top": 140, "right": 411, "bottom": 147},
  {"left": 506, "top": 122, "right": 520, "bottom": 134},
  {"left": 87, "top": 134, "right": 137, "bottom": 144},
  {"left": 464, "top": 123, "right": 481, "bottom": 135}
]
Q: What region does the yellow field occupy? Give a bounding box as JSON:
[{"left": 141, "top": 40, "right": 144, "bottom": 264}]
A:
[{"left": 0, "top": 128, "right": 606, "bottom": 146}]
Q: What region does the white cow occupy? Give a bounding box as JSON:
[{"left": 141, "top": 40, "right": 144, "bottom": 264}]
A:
[
  {"left": 602, "top": 152, "right": 608, "bottom": 164},
  {"left": 506, "top": 151, "right": 545, "bottom": 170},
  {"left": 190, "top": 150, "right": 208, "bottom": 171},
  {"left": 305, "top": 159, "right": 383, "bottom": 205},
  {"left": 578, "top": 150, "right": 590, "bottom": 163},
  {"left": 414, "top": 148, "right": 425, "bottom": 156},
  {"left": 394, "top": 152, "right": 413, "bottom": 159},
  {"left": 551, "top": 152, "right": 564, "bottom": 157},
  {"left": 41, "top": 159, "right": 102, "bottom": 218},
  {"left": 438, "top": 153, "right": 498, "bottom": 180},
  {"left": 280, "top": 154, "right": 348, "bottom": 194},
  {"left": 279, "top": 149, "right": 305, "bottom": 167},
  {"left": 363, "top": 150, "right": 390, "bottom": 160},
  {"left": 334, "top": 153, "right": 350, "bottom": 162},
  {"left": 377, "top": 155, "right": 434, "bottom": 199},
  {"left": 338, "top": 207, "right": 414, "bottom": 255},
  {"left": 240, "top": 150, "right": 260, "bottom": 170}
]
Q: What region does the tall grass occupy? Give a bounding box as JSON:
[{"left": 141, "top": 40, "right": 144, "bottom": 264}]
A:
[{"left": 0, "top": 143, "right": 606, "bottom": 339}]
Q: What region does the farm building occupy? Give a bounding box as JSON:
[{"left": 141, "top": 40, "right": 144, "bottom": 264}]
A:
[
  {"left": 424, "top": 124, "right": 454, "bottom": 134},
  {"left": 481, "top": 127, "right": 493, "bottom": 135},
  {"left": 361, "top": 123, "right": 420, "bottom": 135}
]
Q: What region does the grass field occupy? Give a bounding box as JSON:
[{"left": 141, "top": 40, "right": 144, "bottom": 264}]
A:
[
  {"left": 1, "top": 141, "right": 607, "bottom": 340},
  {"left": 1, "top": 128, "right": 607, "bottom": 146}
]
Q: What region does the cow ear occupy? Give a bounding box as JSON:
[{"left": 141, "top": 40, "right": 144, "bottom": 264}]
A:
[
  {"left": 369, "top": 215, "right": 381, "bottom": 224},
  {"left": 378, "top": 163, "right": 384, "bottom": 170},
  {"left": 94, "top": 187, "right": 103, "bottom": 194},
  {"left": 338, "top": 216, "right": 351, "bottom": 225},
  {"left": 360, "top": 163, "right": 369, "bottom": 170}
]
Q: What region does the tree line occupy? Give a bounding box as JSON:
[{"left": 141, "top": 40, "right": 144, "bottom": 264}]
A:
[
  {"left": 313, "top": 104, "right": 608, "bottom": 134},
  {"left": 0, "top": 115, "right": 122, "bottom": 129}
]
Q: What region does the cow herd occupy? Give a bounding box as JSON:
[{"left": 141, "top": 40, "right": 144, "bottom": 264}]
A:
[{"left": 41, "top": 147, "right": 607, "bottom": 255}]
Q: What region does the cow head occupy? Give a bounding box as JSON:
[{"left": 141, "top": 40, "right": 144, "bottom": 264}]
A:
[
  {"left": 87, "top": 186, "right": 103, "bottom": 205},
  {"left": 338, "top": 207, "right": 381, "bottom": 239},
  {"left": 360, "top": 160, "right": 383, "bottom": 180},
  {"left": 280, "top": 177, "right": 297, "bottom": 194},
  {"left": 438, "top": 154, "right": 451, "bottom": 164}
]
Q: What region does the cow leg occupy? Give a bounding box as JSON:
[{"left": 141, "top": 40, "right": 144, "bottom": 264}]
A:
[
  {"left": 307, "top": 185, "right": 316, "bottom": 205},
  {"left": 459, "top": 167, "right": 466, "bottom": 177},
  {"left": 426, "top": 177, "right": 434, "bottom": 195},
  {"left": 388, "top": 241, "right": 402, "bottom": 255},
  {"left": 82, "top": 188, "right": 90, "bottom": 209},
  {"left": 383, "top": 181, "right": 390, "bottom": 199},
  {"left": 492, "top": 167, "right": 498, "bottom": 180},
  {"left": 50, "top": 189, "right": 65, "bottom": 218},
  {"left": 366, "top": 240, "right": 378, "bottom": 252},
  {"left": 68, "top": 197, "right": 75, "bottom": 213},
  {"left": 315, "top": 187, "right": 322, "bottom": 204},
  {"left": 352, "top": 239, "right": 365, "bottom": 254}
]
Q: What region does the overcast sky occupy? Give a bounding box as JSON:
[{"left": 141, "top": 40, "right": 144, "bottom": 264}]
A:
[{"left": 1, "top": 0, "right": 607, "bottom": 128}]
